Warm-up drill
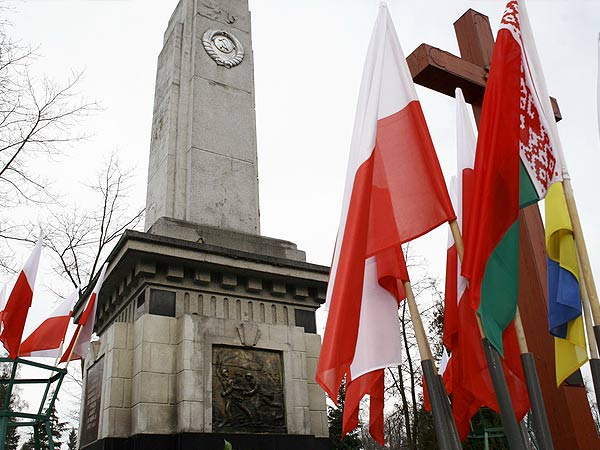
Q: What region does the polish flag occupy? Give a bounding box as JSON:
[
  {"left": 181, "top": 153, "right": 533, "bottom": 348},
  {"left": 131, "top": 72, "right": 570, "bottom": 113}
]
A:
[
  {"left": 19, "top": 288, "right": 78, "bottom": 358},
  {"left": 0, "top": 235, "right": 43, "bottom": 358},
  {"left": 316, "top": 4, "right": 455, "bottom": 444},
  {"left": 60, "top": 264, "right": 107, "bottom": 363}
]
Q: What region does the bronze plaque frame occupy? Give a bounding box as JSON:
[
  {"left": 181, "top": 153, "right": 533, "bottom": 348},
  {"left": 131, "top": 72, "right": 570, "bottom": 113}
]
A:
[{"left": 212, "top": 346, "right": 286, "bottom": 433}]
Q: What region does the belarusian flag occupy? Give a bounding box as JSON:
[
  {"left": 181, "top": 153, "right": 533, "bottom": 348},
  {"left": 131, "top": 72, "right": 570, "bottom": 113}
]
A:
[
  {"left": 19, "top": 288, "right": 78, "bottom": 358},
  {"left": 0, "top": 235, "right": 43, "bottom": 358},
  {"left": 60, "top": 264, "right": 107, "bottom": 363},
  {"left": 316, "top": 4, "right": 455, "bottom": 444},
  {"left": 462, "top": 0, "right": 562, "bottom": 354},
  {"left": 445, "top": 89, "right": 529, "bottom": 440}
]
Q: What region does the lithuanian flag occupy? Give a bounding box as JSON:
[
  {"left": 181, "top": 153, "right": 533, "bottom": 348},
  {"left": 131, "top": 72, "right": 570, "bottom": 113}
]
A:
[
  {"left": 462, "top": 0, "right": 562, "bottom": 354},
  {"left": 545, "top": 182, "right": 588, "bottom": 386}
]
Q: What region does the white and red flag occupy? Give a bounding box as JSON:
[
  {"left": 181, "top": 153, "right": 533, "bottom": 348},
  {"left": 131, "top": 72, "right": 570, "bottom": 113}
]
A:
[
  {"left": 0, "top": 234, "right": 43, "bottom": 358},
  {"left": 315, "top": 4, "right": 455, "bottom": 444},
  {"left": 60, "top": 264, "right": 107, "bottom": 363},
  {"left": 19, "top": 288, "right": 78, "bottom": 358}
]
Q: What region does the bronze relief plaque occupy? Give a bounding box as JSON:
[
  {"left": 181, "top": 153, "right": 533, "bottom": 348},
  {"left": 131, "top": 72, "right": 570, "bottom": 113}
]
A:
[{"left": 212, "top": 346, "right": 286, "bottom": 433}]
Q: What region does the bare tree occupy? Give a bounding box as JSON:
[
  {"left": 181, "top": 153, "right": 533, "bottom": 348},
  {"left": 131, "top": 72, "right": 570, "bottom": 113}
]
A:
[
  {"left": 43, "top": 154, "right": 144, "bottom": 292},
  {"left": 0, "top": 3, "right": 98, "bottom": 272}
]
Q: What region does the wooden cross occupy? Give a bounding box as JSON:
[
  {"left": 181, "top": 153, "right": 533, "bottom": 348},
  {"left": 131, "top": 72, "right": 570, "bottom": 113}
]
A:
[
  {"left": 407, "top": 9, "right": 561, "bottom": 124},
  {"left": 404, "top": 9, "right": 598, "bottom": 449}
]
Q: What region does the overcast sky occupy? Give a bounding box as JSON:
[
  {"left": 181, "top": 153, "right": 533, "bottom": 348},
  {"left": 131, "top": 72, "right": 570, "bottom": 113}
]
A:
[
  {"left": 2, "top": 0, "right": 600, "bottom": 438},
  {"left": 4, "top": 0, "right": 600, "bottom": 281}
]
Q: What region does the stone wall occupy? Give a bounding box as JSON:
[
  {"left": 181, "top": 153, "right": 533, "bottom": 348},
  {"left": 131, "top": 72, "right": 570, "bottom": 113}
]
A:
[{"left": 85, "top": 311, "right": 328, "bottom": 441}]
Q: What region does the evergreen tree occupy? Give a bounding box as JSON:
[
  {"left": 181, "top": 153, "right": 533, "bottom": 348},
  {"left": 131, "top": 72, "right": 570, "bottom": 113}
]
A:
[
  {"left": 67, "top": 427, "right": 78, "bottom": 450},
  {"left": 328, "top": 381, "right": 363, "bottom": 450},
  {"left": 0, "top": 362, "right": 22, "bottom": 450},
  {"left": 33, "top": 402, "right": 67, "bottom": 449},
  {"left": 19, "top": 433, "right": 35, "bottom": 450}
]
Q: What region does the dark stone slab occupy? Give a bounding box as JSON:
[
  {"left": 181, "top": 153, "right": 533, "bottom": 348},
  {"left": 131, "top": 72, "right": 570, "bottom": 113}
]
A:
[
  {"left": 81, "top": 433, "right": 331, "bottom": 450},
  {"left": 81, "top": 357, "right": 104, "bottom": 447}
]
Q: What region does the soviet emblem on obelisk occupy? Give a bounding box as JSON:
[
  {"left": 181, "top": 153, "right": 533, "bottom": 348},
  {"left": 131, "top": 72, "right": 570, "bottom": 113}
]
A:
[{"left": 203, "top": 29, "right": 244, "bottom": 68}]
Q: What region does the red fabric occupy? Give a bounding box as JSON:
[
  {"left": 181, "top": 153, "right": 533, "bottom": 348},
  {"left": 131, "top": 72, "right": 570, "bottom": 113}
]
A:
[
  {"left": 449, "top": 290, "right": 530, "bottom": 440},
  {"left": 18, "top": 314, "right": 71, "bottom": 356},
  {"left": 461, "top": 28, "right": 522, "bottom": 312},
  {"left": 0, "top": 272, "right": 33, "bottom": 358},
  {"left": 443, "top": 245, "right": 459, "bottom": 351},
  {"left": 343, "top": 370, "right": 385, "bottom": 445}
]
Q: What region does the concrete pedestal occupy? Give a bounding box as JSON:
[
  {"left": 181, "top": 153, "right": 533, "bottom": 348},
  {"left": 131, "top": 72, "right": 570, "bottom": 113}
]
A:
[{"left": 78, "top": 223, "right": 330, "bottom": 449}]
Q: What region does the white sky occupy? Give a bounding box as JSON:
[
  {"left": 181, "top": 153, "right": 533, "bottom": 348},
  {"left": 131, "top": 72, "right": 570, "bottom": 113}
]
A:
[
  {"left": 4, "top": 0, "right": 600, "bottom": 282},
  {"left": 2, "top": 0, "right": 600, "bottom": 441}
]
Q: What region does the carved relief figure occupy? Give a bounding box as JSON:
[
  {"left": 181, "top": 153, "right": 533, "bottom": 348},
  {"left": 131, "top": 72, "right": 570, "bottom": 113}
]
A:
[{"left": 213, "top": 347, "right": 286, "bottom": 433}]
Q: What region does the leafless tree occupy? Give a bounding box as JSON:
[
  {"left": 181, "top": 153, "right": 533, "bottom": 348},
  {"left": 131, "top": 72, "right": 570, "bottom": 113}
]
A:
[
  {"left": 0, "top": 3, "right": 98, "bottom": 272},
  {"left": 43, "top": 154, "right": 145, "bottom": 293}
]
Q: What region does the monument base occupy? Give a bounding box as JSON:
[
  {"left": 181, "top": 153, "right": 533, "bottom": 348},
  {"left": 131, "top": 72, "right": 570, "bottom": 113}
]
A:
[{"left": 82, "top": 433, "right": 331, "bottom": 450}]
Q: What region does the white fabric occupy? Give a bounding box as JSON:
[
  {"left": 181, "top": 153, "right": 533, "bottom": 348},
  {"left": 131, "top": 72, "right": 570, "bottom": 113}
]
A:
[
  {"left": 327, "top": 3, "right": 418, "bottom": 309},
  {"left": 349, "top": 256, "right": 403, "bottom": 379},
  {"left": 0, "top": 284, "right": 6, "bottom": 311},
  {"left": 22, "top": 234, "right": 43, "bottom": 288},
  {"left": 439, "top": 348, "right": 450, "bottom": 376},
  {"left": 76, "top": 264, "right": 107, "bottom": 359},
  {"left": 454, "top": 89, "right": 475, "bottom": 302},
  {"left": 597, "top": 32, "right": 600, "bottom": 142},
  {"left": 517, "top": 0, "right": 564, "bottom": 179}
]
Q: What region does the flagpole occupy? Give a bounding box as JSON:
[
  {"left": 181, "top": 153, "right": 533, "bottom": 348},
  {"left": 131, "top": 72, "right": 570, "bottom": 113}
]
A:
[
  {"left": 561, "top": 178, "right": 600, "bottom": 354},
  {"left": 403, "top": 281, "right": 462, "bottom": 450},
  {"left": 449, "top": 220, "right": 550, "bottom": 450},
  {"left": 63, "top": 326, "right": 83, "bottom": 370},
  {"left": 53, "top": 340, "right": 65, "bottom": 367},
  {"left": 576, "top": 247, "right": 600, "bottom": 411}
]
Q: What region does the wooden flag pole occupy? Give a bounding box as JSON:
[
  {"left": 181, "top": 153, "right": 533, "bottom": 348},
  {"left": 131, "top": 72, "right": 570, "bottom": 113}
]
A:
[
  {"left": 448, "top": 220, "right": 553, "bottom": 450},
  {"left": 53, "top": 340, "right": 65, "bottom": 368},
  {"left": 562, "top": 178, "right": 600, "bottom": 347},
  {"left": 64, "top": 326, "right": 83, "bottom": 370},
  {"left": 403, "top": 280, "right": 462, "bottom": 450},
  {"left": 575, "top": 247, "right": 600, "bottom": 411}
]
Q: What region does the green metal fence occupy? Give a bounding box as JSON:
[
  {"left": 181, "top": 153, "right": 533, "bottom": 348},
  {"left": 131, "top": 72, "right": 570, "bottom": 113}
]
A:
[{"left": 0, "top": 357, "right": 67, "bottom": 450}]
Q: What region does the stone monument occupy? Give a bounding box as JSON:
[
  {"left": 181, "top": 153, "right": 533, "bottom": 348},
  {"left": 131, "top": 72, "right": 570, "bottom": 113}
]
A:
[{"left": 76, "top": 1, "right": 330, "bottom": 449}]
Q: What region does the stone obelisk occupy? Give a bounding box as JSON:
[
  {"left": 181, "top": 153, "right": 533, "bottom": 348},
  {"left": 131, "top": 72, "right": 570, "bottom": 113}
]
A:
[
  {"left": 144, "top": 0, "right": 259, "bottom": 235},
  {"left": 75, "top": 1, "right": 330, "bottom": 449}
]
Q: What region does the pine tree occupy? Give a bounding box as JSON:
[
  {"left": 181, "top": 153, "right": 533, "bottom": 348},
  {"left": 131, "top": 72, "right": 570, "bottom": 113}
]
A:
[
  {"left": 33, "top": 402, "right": 67, "bottom": 449},
  {"left": 0, "top": 362, "right": 22, "bottom": 450},
  {"left": 19, "top": 434, "right": 36, "bottom": 450},
  {"left": 67, "top": 427, "right": 78, "bottom": 450},
  {"left": 327, "top": 381, "right": 363, "bottom": 450}
]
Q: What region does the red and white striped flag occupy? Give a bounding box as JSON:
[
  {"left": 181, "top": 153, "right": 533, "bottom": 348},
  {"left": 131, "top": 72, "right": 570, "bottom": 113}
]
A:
[
  {"left": 60, "top": 264, "right": 107, "bottom": 363},
  {"left": 316, "top": 4, "right": 455, "bottom": 444},
  {"left": 19, "top": 288, "right": 78, "bottom": 358},
  {"left": 0, "top": 235, "right": 43, "bottom": 358}
]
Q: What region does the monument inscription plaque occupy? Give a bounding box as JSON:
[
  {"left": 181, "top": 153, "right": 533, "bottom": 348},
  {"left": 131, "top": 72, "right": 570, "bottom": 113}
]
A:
[
  {"left": 81, "top": 357, "right": 104, "bottom": 447},
  {"left": 212, "top": 346, "right": 286, "bottom": 433}
]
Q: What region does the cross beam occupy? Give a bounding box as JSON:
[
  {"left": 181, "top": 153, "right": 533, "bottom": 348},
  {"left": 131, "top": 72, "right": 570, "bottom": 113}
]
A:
[{"left": 406, "top": 9, "right": 561, "bottom": 122}]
